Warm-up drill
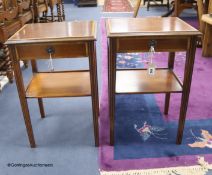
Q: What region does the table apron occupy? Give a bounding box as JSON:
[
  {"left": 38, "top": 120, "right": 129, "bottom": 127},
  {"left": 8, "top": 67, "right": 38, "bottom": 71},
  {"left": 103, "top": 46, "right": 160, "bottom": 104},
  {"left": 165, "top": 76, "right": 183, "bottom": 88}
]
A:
[
  {"left": 116, "top": 37, "right": 189, "bottom": 53},
  {"left": 15, "top": 42, "right": 89, "bottom": 60}
]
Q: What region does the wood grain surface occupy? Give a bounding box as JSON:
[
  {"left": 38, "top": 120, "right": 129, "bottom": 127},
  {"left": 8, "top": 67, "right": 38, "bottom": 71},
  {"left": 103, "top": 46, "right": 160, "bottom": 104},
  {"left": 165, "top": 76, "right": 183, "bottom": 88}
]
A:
[{"left": 26, "top": 72, "right": 91, "bottom": 98}]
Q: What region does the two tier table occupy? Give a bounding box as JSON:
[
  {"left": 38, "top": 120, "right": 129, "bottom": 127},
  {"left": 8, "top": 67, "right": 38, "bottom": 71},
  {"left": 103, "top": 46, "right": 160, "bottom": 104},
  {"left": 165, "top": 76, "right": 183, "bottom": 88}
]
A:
[
  {"left": 6, "top": 21, "right": 99, "bottom": 147},
  {"left": 106, "top": 17, "right": 201, "bottom": 145}
]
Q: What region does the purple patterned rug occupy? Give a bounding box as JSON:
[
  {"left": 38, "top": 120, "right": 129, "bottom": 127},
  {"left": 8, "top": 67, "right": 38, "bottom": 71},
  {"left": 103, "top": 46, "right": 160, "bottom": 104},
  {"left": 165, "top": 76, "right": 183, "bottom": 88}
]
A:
[{"left": 99, "top": 18, "right": 212, "bottom": 174}]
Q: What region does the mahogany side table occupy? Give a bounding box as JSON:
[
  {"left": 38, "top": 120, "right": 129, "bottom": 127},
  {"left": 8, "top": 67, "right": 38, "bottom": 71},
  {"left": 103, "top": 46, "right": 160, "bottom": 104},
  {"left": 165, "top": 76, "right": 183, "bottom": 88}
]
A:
[
  {"left": 106, "top": 17, "right": 201, "bottom": 145},
  {"left": 6, "top": 21, "right": 99, "bottom": 147}
]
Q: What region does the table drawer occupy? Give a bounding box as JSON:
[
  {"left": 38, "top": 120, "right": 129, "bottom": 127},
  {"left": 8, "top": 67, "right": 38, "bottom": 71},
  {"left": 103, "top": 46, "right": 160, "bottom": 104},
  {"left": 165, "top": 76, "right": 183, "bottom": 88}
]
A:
[
  {"left": 15, "top": 42, "right": 88, "bottom": 60},
  {"left": 116, "top": 37, "right": 188, "bottom": 53}
]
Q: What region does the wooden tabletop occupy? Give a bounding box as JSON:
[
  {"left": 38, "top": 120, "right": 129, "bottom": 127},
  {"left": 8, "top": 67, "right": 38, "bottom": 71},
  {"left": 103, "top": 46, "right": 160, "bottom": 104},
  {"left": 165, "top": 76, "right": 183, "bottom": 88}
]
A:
[
  {"left": 202, "top": 14, "right": 212, "bottom": 25},
  {"left": 106, "top": 17, "right": 201, "bottom": 37},
  {"left": 6, "top": 21, "right": 97, "bottom": 45}
]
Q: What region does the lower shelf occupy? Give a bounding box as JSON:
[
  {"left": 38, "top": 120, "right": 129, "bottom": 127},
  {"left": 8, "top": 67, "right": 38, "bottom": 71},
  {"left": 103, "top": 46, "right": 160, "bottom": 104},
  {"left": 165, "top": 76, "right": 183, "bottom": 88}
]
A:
[
  {"left": 116, "top": 69, "right": 183, "bottom": 94},
  {"left": 26, "top": 71, "right": 91, "bottom": 98}
]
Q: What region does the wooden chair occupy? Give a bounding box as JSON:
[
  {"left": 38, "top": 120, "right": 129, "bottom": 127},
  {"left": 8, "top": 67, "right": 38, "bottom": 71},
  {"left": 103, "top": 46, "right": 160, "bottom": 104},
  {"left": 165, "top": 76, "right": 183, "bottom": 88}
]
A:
[
  {"left": 143, "top": 0, "right": 167, "bottom": 11},
  {"left": 134, "top": 0, "right": 169, "bottom": 17},
  {"left": 173, "top": 0, "right": 197, "bottom": 17},
  {"left": 48, "top": 0, "right": 65, "bottom": 22},
  {"left": 33, "top": 0, "right": 48, "bottom": 22},
  {"left": 197, "top": 0, "right": 211, "bottom": 41},
  {"left": 0, "top": 0, "right": 33, "bottom": 83},
  {"left": 144, "top": 0, "right": 163, "bottom": 5},
  {"left": 209, "top": 0, "right": 212, "bottom": 12},
  {"left": 163, "top": 0, "right": 197, "bottom": 17},
  {"left": 0, "top": 43, "right": 13, "bottom": 84},
  {"left": 0, "top": 0, "right": 21, "bottom": 83},
  {"left": 18, "top": 0, "right": 34, "bottom": 25},
  {"left": 198, "top": 0, "right": 212, "bottom": 56}
]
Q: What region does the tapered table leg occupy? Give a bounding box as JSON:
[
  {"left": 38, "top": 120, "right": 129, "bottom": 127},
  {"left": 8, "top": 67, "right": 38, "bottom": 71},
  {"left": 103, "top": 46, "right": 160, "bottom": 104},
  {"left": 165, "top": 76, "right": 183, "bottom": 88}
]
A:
[
  {"left": 88, "top": 41, "right": 99, "bottom": 147},
  {"left": 31, "top": 60, "right": 45, "bottom": 118},
  {"left": 10, "top": 46, "right": 36, "bottom": 148},
  {"left": 108, "top": 38, "right": 117, "bottom": 146},
  {"left": 164, "top": 52, "right": 175, "bottom": 115},
  {"left": 176, "top": 36, "right": 197, "bottom": 144}
]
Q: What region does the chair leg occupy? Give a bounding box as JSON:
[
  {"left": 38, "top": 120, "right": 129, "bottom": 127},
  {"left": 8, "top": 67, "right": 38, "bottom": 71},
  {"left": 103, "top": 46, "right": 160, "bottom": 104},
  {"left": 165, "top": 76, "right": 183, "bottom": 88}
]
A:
[
  {"left": 6, "top": 68, "right": 13, "bottom": 83},
  {"left": 56, "top": 3, "right": 61, "bottom": 22},
  {"left": 147, "top": 0, "right": 150, "bottom": 10},
  {"left": 35, "top": 3, "right": 40, "bottom": 23},
  {"left": 50, "top": 6, "right": 54, "bottom": 22},
  {"left": 36, "top": 16, "right": 40, "bottom": 23},
  {"left": 3, "top": 45, "right": 13, "bottom": 83},
  {"left": 133, "top": 0, "right": 142, "bottom": 17},
  {"left": 61, "top": 0, "right": 65, "bottom": 21},
  {"left": 23, "top": 61, "right": 28, "bottom": 68},
  {"left": 167, "top": 0, "right": 170, "bottom": 10}
]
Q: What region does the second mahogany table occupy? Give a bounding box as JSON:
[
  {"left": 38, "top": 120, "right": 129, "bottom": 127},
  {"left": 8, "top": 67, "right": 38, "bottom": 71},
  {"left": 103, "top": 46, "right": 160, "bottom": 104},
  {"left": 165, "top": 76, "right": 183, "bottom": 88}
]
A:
[
  {"left": 106, "top": 17, "right": 201, "bottom": 145},
  {"left": 6, "top": 21, "right": 99, "bottom": 147}
]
